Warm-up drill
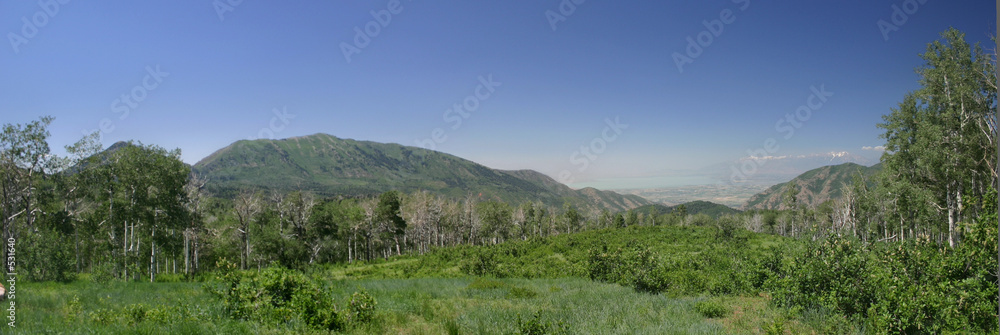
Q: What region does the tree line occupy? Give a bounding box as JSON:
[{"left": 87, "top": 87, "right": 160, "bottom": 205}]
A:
[{"left": 0, "top": 126, "right": 658, "bottom": 282}]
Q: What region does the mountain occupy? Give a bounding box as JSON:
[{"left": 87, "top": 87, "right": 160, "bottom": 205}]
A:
[
  {"left": 191, "top": 134, "right": 650, "bottom": 213},
  {"left": 704, "top": 151, "right": 877, "bottom": 185},
  {"left": 741, "top": 162, "right": 882, "bottom": 210},
  {"left": 630, "top": 200, "right": 739, "bottom": 219}
]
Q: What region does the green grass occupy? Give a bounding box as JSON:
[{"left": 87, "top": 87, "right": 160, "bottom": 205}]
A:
[
  {"left": 16, "top": 277, "right": 820, "bottom": 334},
  {"left": 13, "top": 225, "right": 826, "bottom": 334},
  {"left": 19, "top": 281, "right": 266, "bottom": 334}
]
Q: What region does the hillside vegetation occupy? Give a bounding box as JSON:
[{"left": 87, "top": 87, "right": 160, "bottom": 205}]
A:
[
  {"left": 630, "top": 200, "right": 739, "bottom": 219},
  {"left": 742, "top": 162, "right": 881, "bottom": 210},
  {"left": 192, "top": 134, "right": 649, "bottom": 213}
]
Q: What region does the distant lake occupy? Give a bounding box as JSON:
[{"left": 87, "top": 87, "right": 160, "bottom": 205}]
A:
[{"left": 568, "top": 175, "right": 720, "bottom": 190}]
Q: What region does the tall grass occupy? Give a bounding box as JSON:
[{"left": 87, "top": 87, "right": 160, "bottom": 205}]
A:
[{"left": 16, "top": 276, "right": 816, "bottom": 334}]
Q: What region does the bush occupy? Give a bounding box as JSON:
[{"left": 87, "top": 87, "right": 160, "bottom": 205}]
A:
[
  {"left": 589, "top": 243, "right": 774, "bottom": 295},
  {"left": 516, "top": 310, "right": 569, "bottom": 335},
  {"left": 347, "top": 289, "right": 377, "bottom": 325},
  {"left": 205, "top": 260, "right": 346, "bottom": 330},
  {"left": 20, "top": 227, "right": 76, "bottom": 282},
  {"left": 693, "top": 299, "right": 729, "bottom": 318},
  {"left": 588, "top": 245, "right": 667, "bottom": 293},
  {"left": 768, "top": 235, "right": 874, "bottom": 318},
  {"left": 767, "top": 195, "right": 999, "bottom": 335}
]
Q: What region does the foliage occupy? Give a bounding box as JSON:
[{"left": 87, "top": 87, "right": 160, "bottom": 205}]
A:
[
  {"left": 588, "top": 245, "right": 668, "bottom": 293},
  {"left": 632, "top": 201, "right": 739, "bottom": 219},
  {"left": 876, "top": 28, "right": 995, "bottom": 245},
  {"left": 768, "top": 193, "right": 998, "bottom": 334},
  {"left": 205, "top": 260, "right": 346, "bottom": 330},
  {"left": 694, "top": 299, "right": 729, "bottom": 318},
  {"left": 20, "top": 226, "right": 76, "bottom": 282},
  {"left": 347, "top": 289, "right": 378, "bottom": 325}
]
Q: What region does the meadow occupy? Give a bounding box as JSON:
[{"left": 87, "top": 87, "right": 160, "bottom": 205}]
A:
[
  {"left": 21, "top": 277, "right": 816, "bottom": 334},
  {"left": 17, "top": 225, "right": 830, "bottom": 334},
  {"left": 15, "top": 211, "right": 998, "bottom": 334}
]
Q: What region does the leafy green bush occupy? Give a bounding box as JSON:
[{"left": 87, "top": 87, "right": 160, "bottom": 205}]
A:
[
  {"left": 516, "top": 310, "right": 569, "bottom": 335},
  {"left": 693, "top": 299, "right": 729, "bottom": 318},
  {"left": 768, "top": 192, "right": 999, "bottom": 334},
  {"left": 347, "top": 289, "right": 377, "bottom": 325},
  {"left": 20, "top": 227, "right": 76, "bottom": 282},
  {"left": 62, "top": 295, "right": 82, "bottom": 322},
  {"left": 587, "top": 242, "right": 781, "bottom": 296},
  {"left": 205, "top": 260, "right": 345, "bottom": 330},
  {"left": 768, "top": 235, "right": 874, "bottom": 317},
  {"left": 588, "top": 245, "right": 667, "bottom": 293}
]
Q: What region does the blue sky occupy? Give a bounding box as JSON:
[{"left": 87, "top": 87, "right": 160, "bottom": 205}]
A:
[{"left": 1, "top": 0, "right": 995, "bottom": 185}]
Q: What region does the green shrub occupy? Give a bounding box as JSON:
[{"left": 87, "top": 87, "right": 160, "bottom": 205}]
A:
[
  {"left": 205, "top": 260, "right": 346, "bottom": 330},
  {"left": 63, "top": 295, "right": 82, "bottom": 322},
  {"left": 768, "top": 235, "right": 873, "bottom": 318},
  {"left": 20, "top": 227, "right": 76, "bottom": 282},
  {"left": 588, "top": 245, "right": 671, "bottom": 293},
  {"left": 89, "top": 308, "right": 119, "bottom": 325},
  {"left": 516, "top": 310, "right": 569, "bottom": 335},
  {"left": 693, "top": 299, "right": 728, "bottom": 318},
  {"left": 347, "top": 289, "right": 377, "bottom": 325},
  {"left": 767, "top": 192, "right": 1000, "bottom": 334},
  {"left": 763, "top": 319, "right": 785, "bottom": 335}
]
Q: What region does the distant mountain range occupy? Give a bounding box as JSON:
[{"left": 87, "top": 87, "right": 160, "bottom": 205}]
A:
[
  {"left": 190, "top": 133, "right": 650, "bottom": 213},
  {"left": 705, "top": 151, "right": 878, "bottom": 186},
  {"left": 741, "top": 162, "right": 882, "bottom": 210}
]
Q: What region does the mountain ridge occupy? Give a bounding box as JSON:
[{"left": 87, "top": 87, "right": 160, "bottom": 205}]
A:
[
  {"left": 191, "top": 133, "right": 650, "bottom": 213},
  {"left": 741, "top": 162, "right": 882, "bottom": 210}
]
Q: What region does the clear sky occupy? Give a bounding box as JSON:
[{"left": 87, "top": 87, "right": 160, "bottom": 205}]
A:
[{"left": 1, "top": 0, "right": 995, "bottom": 184}]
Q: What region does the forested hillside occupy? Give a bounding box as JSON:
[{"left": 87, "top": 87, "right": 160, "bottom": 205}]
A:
[
  {"left": 742, "top": 162, "right": 881, "bottom": 210},
  {"left": 192, "top": 133, "right": 649, "bottom": 213}
]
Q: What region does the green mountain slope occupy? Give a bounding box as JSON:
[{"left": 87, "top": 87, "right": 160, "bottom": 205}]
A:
[
  {"left": 742, "top": 162, "right": 881, "bottom": 210},
  {"left": 192, "top": 134, "right": 650, "bottom": 212}
]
